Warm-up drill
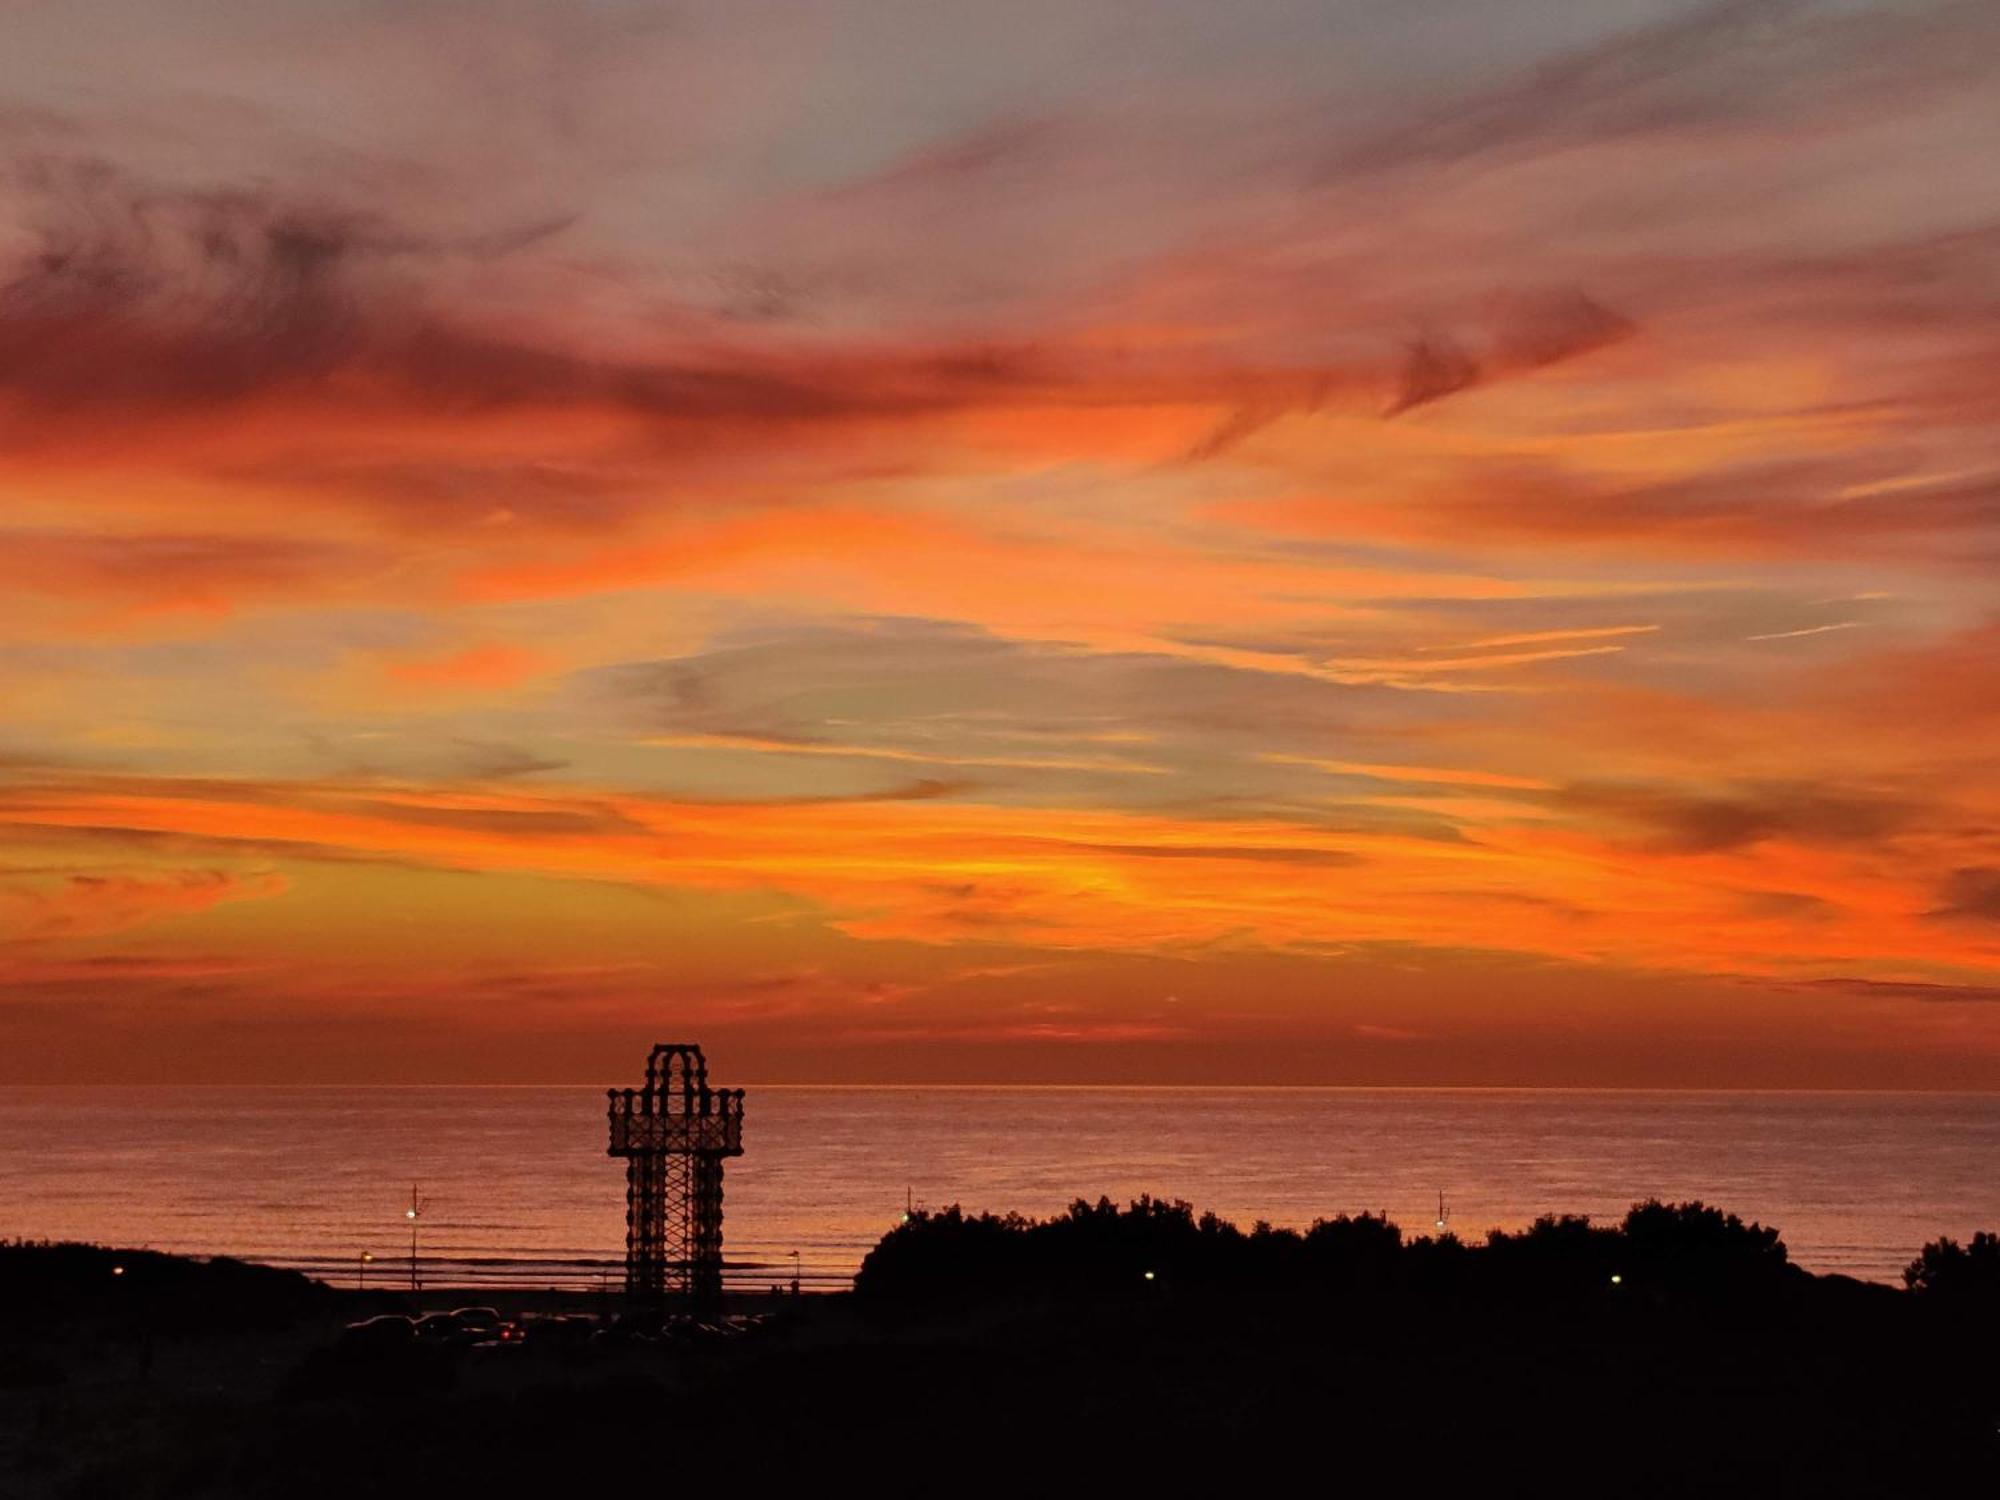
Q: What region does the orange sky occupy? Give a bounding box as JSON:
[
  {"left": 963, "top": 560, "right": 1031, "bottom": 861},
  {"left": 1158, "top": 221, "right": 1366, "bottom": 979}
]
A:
[{"left": 2, "top": 0, "right": 1996, "bottom": 1084}]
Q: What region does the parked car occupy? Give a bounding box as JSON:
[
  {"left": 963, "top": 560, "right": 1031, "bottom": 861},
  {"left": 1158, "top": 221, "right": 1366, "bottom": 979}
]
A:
[
  {"left": 413, "top": 1311, "right": 484, "bottom": 1348},
  {"left": 336, "top": 1314, "right": 416, "bottom": 1352}
]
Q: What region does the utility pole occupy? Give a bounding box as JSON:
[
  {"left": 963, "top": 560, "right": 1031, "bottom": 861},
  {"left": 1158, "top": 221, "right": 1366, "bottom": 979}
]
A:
[{"left": 405, "top": 1184, "right": 429, "bottom": 1293}]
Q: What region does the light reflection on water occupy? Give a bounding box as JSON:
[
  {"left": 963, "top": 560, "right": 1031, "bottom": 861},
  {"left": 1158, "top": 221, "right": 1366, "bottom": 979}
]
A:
[{"left": 3, "top": 1085, "right": 1996, "bottom": 1287}]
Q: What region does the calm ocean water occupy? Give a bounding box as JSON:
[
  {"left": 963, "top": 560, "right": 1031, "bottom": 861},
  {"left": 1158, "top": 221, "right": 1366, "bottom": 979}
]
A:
[{"left": 3, "top": 1086, "right": 1997, "bottom": 1288}]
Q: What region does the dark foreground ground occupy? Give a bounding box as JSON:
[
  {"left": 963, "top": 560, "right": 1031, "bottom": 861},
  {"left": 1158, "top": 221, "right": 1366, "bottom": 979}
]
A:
[{"left": 3, "top": 1217, "right": 1996, "bottom": 1497}]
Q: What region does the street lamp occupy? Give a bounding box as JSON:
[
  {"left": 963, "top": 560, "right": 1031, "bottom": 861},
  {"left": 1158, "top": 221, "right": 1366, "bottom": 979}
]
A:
[
  {"left": 790, "top": 1249, "right": 801, "bottom": 1298},
  {"left": 405, "top": 1185, "right": 429, "bottom": 1293},
  {"left": 358, "top": 1251, "right": 374, "bottom": 1290}
]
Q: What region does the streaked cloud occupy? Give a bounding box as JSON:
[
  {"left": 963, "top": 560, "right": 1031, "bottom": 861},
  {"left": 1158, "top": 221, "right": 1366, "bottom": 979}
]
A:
[
  {"left": 0, "top": 0, "right": 1995, "bottom": 1083},
  {"left": 1745, "top": 621, "right": 1864, "bottom": 641}
]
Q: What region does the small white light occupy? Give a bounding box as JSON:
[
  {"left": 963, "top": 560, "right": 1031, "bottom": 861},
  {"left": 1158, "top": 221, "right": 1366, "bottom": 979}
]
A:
[
  {"left": 111, "top": 1265, "right": 125, "bottom": 1277},
  {"left": 1610, "top": 1273, "right": 1623, "bottom": 1286},
  {"left": 1143, "top": 1271, "right": 1156, "bottom": 1281}
]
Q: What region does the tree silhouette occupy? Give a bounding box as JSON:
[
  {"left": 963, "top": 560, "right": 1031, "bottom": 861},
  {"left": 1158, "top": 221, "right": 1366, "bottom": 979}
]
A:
[
  {"left": 1903, "top": 1230, "right": 2000, "bottom": 1313},
  {"left": 854, "top": 1194, "right": 1818, "bottom": 1310}
]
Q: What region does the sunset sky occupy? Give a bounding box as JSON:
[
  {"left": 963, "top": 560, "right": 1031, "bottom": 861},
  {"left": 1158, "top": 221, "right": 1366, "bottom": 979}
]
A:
[{"left": 3, "top": 0, "right": 1996, "bottom": 1085}]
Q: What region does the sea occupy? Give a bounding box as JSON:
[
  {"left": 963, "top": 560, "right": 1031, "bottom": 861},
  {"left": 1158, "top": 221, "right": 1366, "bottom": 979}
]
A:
[{"left": 4, "top": 1086, "right": 1997, "bottom": 1290}]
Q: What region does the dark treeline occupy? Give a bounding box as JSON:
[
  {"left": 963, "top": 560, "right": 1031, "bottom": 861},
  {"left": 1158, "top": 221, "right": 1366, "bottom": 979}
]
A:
[
  {"left": 857, "top": 1193, "right": 1994, "bottom": 1313},
  {"left": 1, "top": 1240, "right": 331, "bottom": 1336},
  {"left": 1903, "top": 1228, "right": 2000, "bottom": 1307}
]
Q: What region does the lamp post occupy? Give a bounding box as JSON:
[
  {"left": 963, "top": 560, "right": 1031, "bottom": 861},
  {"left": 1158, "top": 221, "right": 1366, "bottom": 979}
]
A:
[
  {"left": 790, "top": 1249, "right": 801, "bottom": 1298},
  {"left": 405, "top": 1184, "right": 428, "bottom": 1293},
  {"left": 358, "top": 1251, "right": 373, "bottom": 1290}
]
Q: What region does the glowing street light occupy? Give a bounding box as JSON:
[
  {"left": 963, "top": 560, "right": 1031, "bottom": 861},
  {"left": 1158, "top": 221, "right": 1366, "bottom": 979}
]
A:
[
  {"left": 405, "top": 1184, "right": 429, "bottom": 1293},
  {"left": 358, "top": 1251, "right": 374, "bottom": 1290}
]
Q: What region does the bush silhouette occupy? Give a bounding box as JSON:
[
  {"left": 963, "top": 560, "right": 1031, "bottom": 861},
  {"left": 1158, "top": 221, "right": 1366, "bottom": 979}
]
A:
[
  {"left": 1618, "top": 1199, "right": 1789, "bottom": 1297},
  {"left": 1480, "top": 1213, "right": 1620, "bottom": 1299},
  {"left": 1903, "top": 1230, "right": 2000, "bottom": 1312},
  {"left": 0, "top": 1240, "right": 328, "bottom": 1334},
  {"left": 855, "top": 1194, "right": 1817, "bottom": 1312},
  {"left": 851, "top": 1204, "right": 1034, "bottom": 1302},
  {"left": 1302, "top": 1212, "right": 1401, "bottom": 1290}
]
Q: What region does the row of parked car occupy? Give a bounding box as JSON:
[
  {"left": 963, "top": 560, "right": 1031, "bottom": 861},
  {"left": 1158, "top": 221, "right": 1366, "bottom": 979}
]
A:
[
  {"left": 585, "top": 1310, "right": 772, "bottom": 1347},
  {"left": 337, "top": 1307, "right": 526, "bottom": 1353},
  {"left": 336, "top": 1306, "right": 774, "bottom": 1357}
]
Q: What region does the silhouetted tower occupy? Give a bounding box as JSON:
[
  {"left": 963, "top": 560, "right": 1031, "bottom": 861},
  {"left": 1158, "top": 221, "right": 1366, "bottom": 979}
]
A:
[{"left": 606, "top": 1044, "right": 744, "bottom": 1307}]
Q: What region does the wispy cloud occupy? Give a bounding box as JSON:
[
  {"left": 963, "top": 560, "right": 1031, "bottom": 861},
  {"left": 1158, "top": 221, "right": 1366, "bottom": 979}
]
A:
[
  {"left": 1439, "top": 626, "right": 1660, "bottom": 652},
  {"left": 0, "top": 0, "right": 1995, "bottom": 1082},
  {"left": 1744, "top": 621, "right": 1864, "bottom": 641}
]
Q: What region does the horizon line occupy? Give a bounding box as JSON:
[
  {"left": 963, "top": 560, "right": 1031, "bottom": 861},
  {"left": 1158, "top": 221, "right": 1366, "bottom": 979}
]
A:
[{"left": 6, "top": 1081, "right": 1999, "bottom": 1096}]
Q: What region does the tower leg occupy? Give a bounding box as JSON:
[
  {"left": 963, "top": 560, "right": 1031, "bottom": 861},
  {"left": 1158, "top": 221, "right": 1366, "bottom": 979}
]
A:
[
  {"left": 626, "top": 1155, "right": 666, "bottom": 1300},
  {"left": 690, "top": 1157, "right": 726, "bottom": 1314},
  {"left": 626, "top": 1150, "right": 712, "bottom": 1306}
]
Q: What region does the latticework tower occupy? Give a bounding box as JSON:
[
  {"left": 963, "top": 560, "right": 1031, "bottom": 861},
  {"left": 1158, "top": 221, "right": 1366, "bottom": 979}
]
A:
[{"left": 606, "top": 1044, "right": 744, "bottom": 1307}]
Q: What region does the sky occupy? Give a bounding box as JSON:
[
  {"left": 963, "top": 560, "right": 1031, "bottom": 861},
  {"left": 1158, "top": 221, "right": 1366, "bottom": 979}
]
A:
[{"left": 1, "top": 0, "right": 1996, "bottom": 1085}]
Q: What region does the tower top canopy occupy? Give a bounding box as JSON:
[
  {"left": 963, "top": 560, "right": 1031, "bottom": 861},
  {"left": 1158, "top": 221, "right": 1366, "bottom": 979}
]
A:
[
  {"left": 607, "top": 1042, "right": 743, "bottom": 1155},
  {"left": 646, "top": 1042, "right": 709, "bottom": 1100}
]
